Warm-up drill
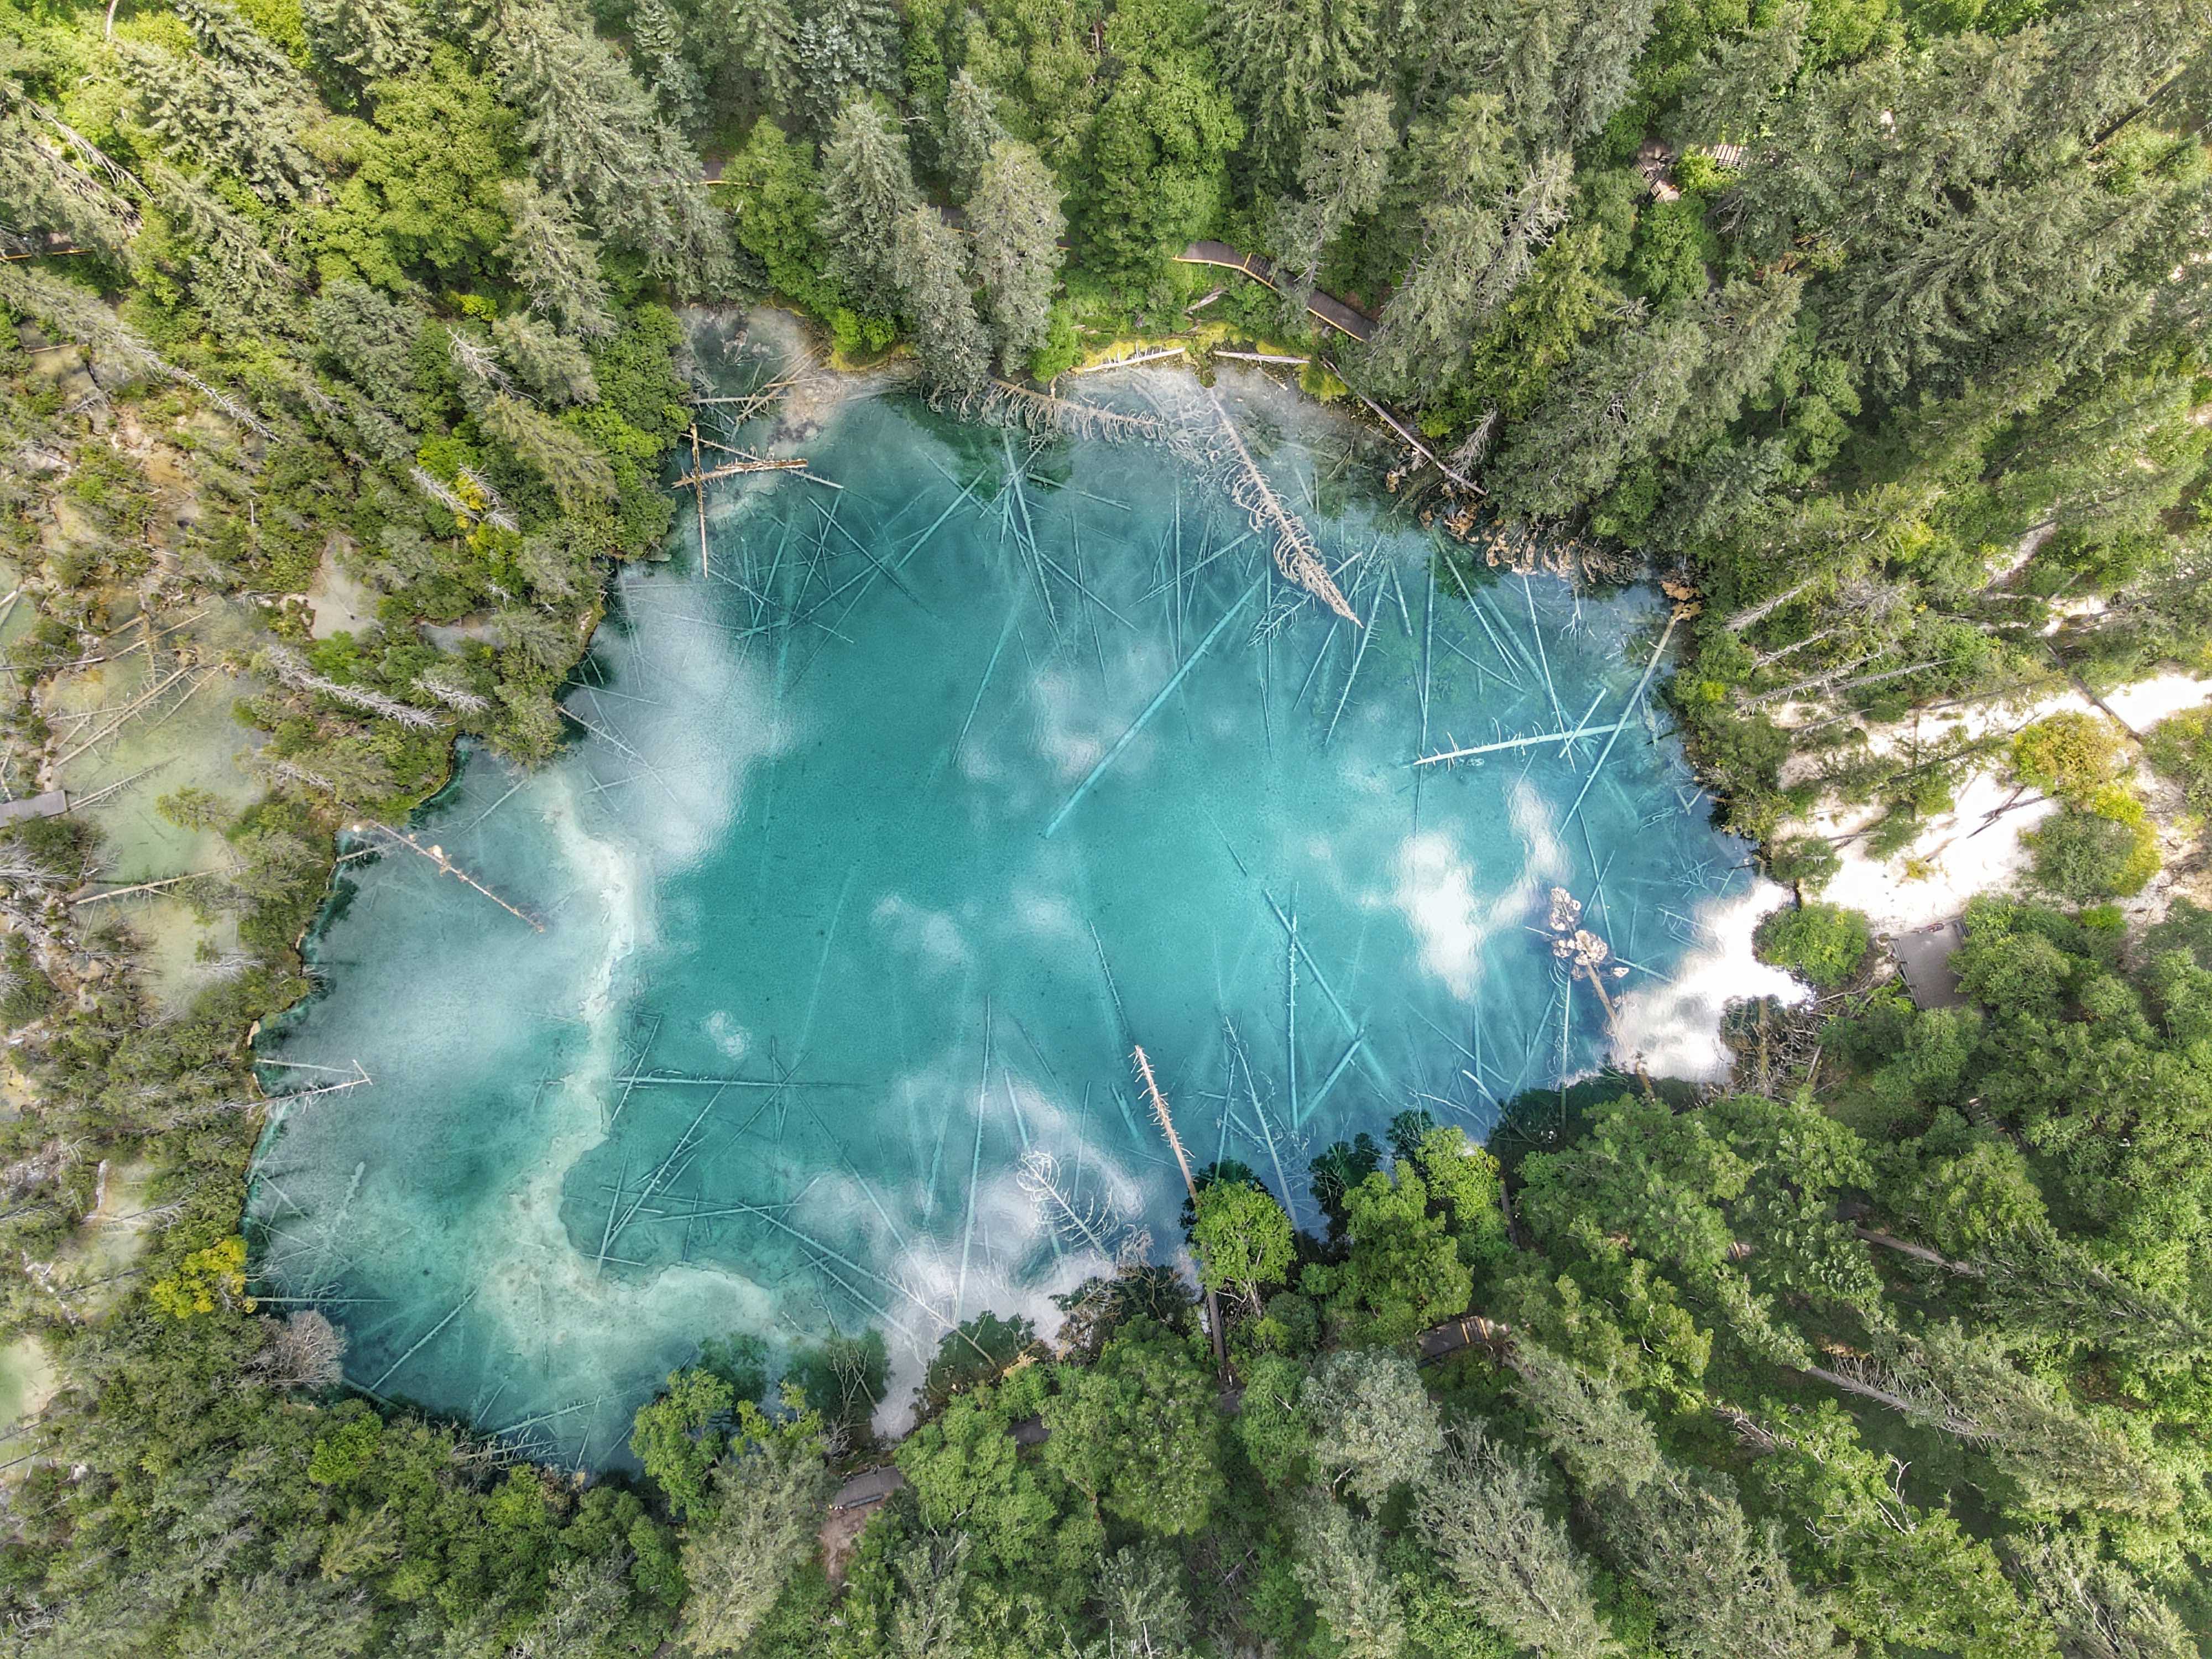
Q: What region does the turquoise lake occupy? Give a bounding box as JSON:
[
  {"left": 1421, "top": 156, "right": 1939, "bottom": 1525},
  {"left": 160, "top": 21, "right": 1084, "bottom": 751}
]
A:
[{"left": 247, "top": 337, "right": 1766, "bottom": 1462}]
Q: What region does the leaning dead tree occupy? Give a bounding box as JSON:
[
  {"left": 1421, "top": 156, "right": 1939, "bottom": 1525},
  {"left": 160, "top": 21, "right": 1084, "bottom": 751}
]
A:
[
  {"left": 259, "top": 646, "right": 444, "bottom": 730},
  {"left": 349, "top": 822, "right": 544, "bottom": 932},
  {"left": 1203, "top": 390, "right": 1359, "bottom": 623},
  {"left": 1132, "top": 1044, "right": 1228, "bottom": 1373}
]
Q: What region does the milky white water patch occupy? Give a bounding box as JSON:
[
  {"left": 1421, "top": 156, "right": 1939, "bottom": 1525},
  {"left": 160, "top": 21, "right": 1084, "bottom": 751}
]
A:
[
  {"left": 1394, "top": 833, "right": 1485, "bottom": 1000},
  {"left": 1612, "top": 879, "right": 1808, "bottom": 1080}
]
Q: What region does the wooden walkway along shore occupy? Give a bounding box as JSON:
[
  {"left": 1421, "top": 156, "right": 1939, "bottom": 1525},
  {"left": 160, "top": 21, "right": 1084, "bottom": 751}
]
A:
[{"left": 1174, "top": 242, "right": 1377, "bottom": 343}]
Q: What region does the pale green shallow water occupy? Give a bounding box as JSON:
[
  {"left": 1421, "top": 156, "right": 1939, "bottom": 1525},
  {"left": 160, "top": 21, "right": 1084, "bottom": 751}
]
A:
[{"left": 247, "top": 348, "right": 1761, "bottom": 1462}]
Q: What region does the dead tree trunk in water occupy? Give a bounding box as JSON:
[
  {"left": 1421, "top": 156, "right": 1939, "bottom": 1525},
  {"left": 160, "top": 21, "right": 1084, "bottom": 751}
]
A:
[{"left": 1133, "top": 1045, "right": 1228, "bottom": 1376}]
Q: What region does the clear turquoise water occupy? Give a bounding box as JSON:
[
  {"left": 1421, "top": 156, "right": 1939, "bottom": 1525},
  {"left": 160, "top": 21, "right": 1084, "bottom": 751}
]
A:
[{"left": 247, "top": 357, "right": 1751, "bottom": 1462}]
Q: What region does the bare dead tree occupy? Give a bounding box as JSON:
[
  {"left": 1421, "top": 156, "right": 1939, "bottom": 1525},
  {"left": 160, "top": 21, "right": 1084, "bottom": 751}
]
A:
[{"left": 252, "top": 1308, "right": 347, "bottom": 1389}]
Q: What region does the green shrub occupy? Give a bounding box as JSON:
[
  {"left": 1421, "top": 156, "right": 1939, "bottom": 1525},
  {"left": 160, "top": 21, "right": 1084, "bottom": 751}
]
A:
[
  {"left": 2025, "top": 804, "right": 2158, "bottom": 901},
  {"left": 1766, "top": 833, "right": 1841, "bottom": 893},
  {"left": 2012, "top": 711, "right": 2125, "bottom": 805},
  {"left": 1755, "top": 900, "right": 1872, "bottom": 989},
  {"left": 2145, "top": 708, "right": 2212, "bottom": 815},
  {"left": 0, "top": 933, "right": 54, "bottom": 1030}
]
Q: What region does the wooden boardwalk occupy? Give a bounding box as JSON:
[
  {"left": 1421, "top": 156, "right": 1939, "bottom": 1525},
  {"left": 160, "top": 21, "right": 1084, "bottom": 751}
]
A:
[{"left": 1176, "top": 241, "right": 1377, "bottom": 343}]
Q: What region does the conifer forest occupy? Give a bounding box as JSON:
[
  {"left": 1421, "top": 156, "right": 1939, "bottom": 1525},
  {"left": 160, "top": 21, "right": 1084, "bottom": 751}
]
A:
[{"left": 3, "top": 0, "right": 2212, "bottom": 1652}]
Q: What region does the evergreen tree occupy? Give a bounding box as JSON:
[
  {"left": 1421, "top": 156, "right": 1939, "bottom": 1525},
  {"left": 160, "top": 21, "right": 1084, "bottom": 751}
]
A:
[
  {"left": 152, "top": 169, "right": 302, "bottom": 340},
  {"left": 491, "top": 310, "right": 601, "bottom": 404},
  {"left": 499, "top": 180, "right": 617, "bottom": 338},
  {"left": 1812, "top": 1324, "right": 2180, "bottom": 1519},
  {"left": 818, "top": 95, "right": 920, "bottom": 316},
  {"left": 1838, "top": 170, "right": 2171, "bottom": 394},
  {"left": 479, "top": 394, "right": 619, "bottom": 509},
  {"left": 301, "top": 0, "right": 432, "bottom": 86},
  {"left": 496, "top": 6, "right": 731, "bottom": 284},
  {"left": 1674, "top": 271, "right": 1805, "bottom": 449},
  {"left": 1667, "top": 1, "right": 1806, "bottom": 150},
  {"left": 944, "top": 68, "right": 1009, "bottom": 198},
  {"left": 117, "top": 41, "right": 322, "bottom": 203},
  {"left": 952, "top": 0, "right": 1102, "bottom": 161},
  {"left": 173, "top": 0, "right": 312, "bottom": 96},
  {"left": 893, "top": 206, "right": 990, "bottom": 395},
  {"left": 629, "top": 0, "right": 707, "bottom": 132},
  {"left": 1211, "top": 0, "right": 1381, "bottom": 189},
  {"left": 722, "top": 117, "right": 841, "bottom": 313},
  {"left": 0, "top": 96, "right": 143, "bottom": 259},
  {"left": 1077, "top": 0, "right": 1245, "bottom": 280},
  {"left": 310, "top": 279, "right": 422, "bottom": 412},
  {"left": 1096, "top": 1546, "right": 1197, "bottom": 1657},
  {"left": 794, "top": 0, "right": 902, "bottom": 130},
  {"left": 1293, "top": 1496, "right": 1407, "bottom": 1659},
  {"left": 677, "top": 1421, "right": 836, "bottom": 1653},
  {"left": 1269, "top": 89, "right": 1394, "bottom": 315},
  {"left": 2026, "top": 0, "right": 2212, "bottom": 147},
  {"left": 967, "top": 138, "right": 1065, "bottom": 375},
  {"left": 2010, "top": 1530, "right": 2197, "bottom": 1659},
  {"left": 1488, "top": 301, "right": 1708, "bottom": 517},
  {"left": 1418, "top": 1423, "right": 1617, "bottom": 1659},
  {"left": 698, "top": 0, "right": 801, "bottom": 120},
  {"left": 1369, "top": 116, "right": 1573, "bottom": 397},
  {"left": 1507, "top": 1345, "right": 1666, "bottom": 1495},
  {"left": 1546, "top": 0, "right": 1659, "bottom": 143},
  {"left": 1599, "top": 1471, "right": 1842, "bottom": 1659},
  {"left": 1298, "top": 1349, "right": 1443, "bottom": 1506}
]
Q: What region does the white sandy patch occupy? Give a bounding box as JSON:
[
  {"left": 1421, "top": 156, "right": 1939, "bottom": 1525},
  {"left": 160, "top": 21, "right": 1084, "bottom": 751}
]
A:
[
  {"left": 1775, "top": 673, "right": 2210, "bottom": 936},
  {"left": 2104, "top": 672, "right": 2212, "bottom": 733},
  {"left": 1611, "top": 879, "right": 1807, "bottom": 1079},
  {"left": 1809, "top": 772, "right": 2056, "bottom": 935},
  {"left": 305, "top": 550, "right": 377, "bottom": 638}
]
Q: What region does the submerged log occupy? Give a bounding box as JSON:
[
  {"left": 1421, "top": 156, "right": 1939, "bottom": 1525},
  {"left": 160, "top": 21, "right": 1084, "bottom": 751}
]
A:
[{"left": 1206, "top": 390, "right": 1358, "bottom": 624}]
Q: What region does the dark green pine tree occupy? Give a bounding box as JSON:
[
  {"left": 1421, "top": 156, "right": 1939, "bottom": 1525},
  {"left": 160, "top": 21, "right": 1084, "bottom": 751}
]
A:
[
  {"left": 967, "top": 138, "right": 1065, "bottom": 375},
  {"left": 1075, "top": 0, "right": 1244, "bottom": 281},
  {"left": 1368, "top": 93, "right": 1572, "bottom": 397},
  {"left": 943, "top": 69, "right": 1009, "bottom": 200},
  {"left": 116, "top": 38, "right": 322, "bottom": 203},
  {"left": 697, "top": 0, "right": 801, "bottom": 123},
  {"left": 1269, "top": 90, "right": 1395, "bottom": 317},
  {"left": 628, "top": 0, "right": 707, "bottom": 133},
  {"left": 893, "top": 206, "right": 991, "bottom": 395},
  {"left": 495, "top": 6, "right": 731, "bottom": 285},
  {"left": 1839, "top": 170, "right": 2172, "bottom": 394},
  {"left": 499, "top": 180, "right": 618, "bottom": 339},
  {"left": 1211, "top": 0, "right": 1381, "bottom": 190},
  {"left": 794, "top": 0, "right": 902, "bottom": 131},
  {"left": 173, "top": 0, "right": 314, "bottom": 95},
  {"left": 1545, "top": 0, "right": 1659, "bottom": 143},
  {"left": 1488, "top": 301, "right": 1709, "bottom": 518},
  {"left": 819, "top": 95, "right": 921, "bottom": 317},
  {"left": 301, "top": 0, "right": 432, "bottom": 86}
]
